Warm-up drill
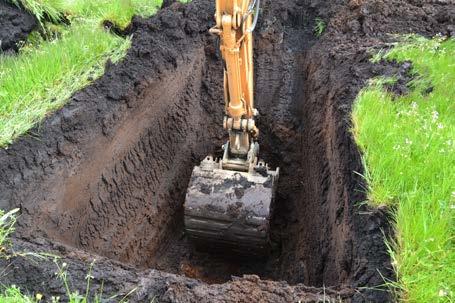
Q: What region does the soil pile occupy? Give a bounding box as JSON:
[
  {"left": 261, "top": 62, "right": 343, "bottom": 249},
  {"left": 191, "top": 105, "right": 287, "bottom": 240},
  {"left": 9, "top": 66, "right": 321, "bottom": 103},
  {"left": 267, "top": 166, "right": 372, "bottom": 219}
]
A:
[
  {"left": 0, "top": 0, "right": 37, "bottom": 52},
  {"left": 0, "top": 0, "right": 453, "bottom": 302}
]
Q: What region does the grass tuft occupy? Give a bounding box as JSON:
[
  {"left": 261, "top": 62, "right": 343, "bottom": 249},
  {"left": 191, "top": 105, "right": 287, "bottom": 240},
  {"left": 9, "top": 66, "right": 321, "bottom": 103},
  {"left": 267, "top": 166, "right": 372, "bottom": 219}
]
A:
[
  {"left": 0, "top": 285, "right": 36, "bottom": 303},
  {"left": 0, "top": 23, "right": 130, "bottom": 147},
  {"left": 0, "top": 208, "right": 19, "bottom": 251},
  {"left": 58, "top": 0, "right": 162, "bottom": 29},
  {"left": 313, "top": 17, "right": 326, "bottom": 37},
  {"left": 8, "top": 0, "right": 63, "bottom": 25},
  {"left": 8, "top": 0, "right": 162, "bottom": 30},
  {"left": 352, "top": 35, "right": 455, "bottom": 302}
]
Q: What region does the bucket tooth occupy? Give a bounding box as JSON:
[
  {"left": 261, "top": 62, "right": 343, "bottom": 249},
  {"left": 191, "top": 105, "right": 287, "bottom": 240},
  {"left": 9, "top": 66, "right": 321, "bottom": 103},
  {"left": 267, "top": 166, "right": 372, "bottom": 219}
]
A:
[{"left": 184, "top": 157, "right": 279, "bottom": 255}]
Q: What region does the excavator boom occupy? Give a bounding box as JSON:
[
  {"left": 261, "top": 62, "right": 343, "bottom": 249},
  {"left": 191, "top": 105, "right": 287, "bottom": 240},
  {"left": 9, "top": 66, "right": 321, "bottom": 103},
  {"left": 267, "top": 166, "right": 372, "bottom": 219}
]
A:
[{"left": 184, "top": 0, "right": 278, "bottom": 255}]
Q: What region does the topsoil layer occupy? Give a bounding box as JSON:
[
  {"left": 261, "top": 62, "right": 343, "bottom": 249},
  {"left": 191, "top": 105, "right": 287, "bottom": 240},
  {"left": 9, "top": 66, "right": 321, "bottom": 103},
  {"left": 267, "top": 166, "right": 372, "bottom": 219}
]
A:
[
  {"left": 0, "top": 0, "right": 454, "bottom": 302},
  {"left": 0, "top": 0, "right": 36, "bottom": 52}
]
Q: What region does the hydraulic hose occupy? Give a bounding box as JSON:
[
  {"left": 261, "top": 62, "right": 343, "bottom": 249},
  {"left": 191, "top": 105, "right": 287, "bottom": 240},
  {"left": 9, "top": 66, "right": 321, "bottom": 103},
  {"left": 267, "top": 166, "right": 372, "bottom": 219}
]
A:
[
  {"left": 241, "top": 0, "right": 260, "bottom": 33},
  {"left": 249, "top": 0, "right": 260, "bottom": 33}
]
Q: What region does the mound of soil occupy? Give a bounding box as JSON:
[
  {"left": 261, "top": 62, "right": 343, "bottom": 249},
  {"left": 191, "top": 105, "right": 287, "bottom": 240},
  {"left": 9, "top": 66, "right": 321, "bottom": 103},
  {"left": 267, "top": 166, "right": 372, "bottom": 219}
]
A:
[
  {"left": 0, "top": 0, "right": 37, "bottom": 52},
  {"left": 0, "top": 0, "right": 453, "bottom": 302}
]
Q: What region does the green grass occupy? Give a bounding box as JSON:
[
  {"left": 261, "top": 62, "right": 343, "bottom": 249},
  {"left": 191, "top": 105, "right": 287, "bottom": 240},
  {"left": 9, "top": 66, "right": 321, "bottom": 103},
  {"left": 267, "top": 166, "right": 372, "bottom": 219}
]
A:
[
  {"left": 9, "top": 0, "right": 162, "bottom": 29},
  {"left": 0, "top": 285, "right": 37, "bottom": 303},
  {"left": 57, "top": 0, "right": 162, "bottom": 29},
  {"left": 352, "top": 35, "right": 455, "bottom": 302},
  {"left": 1, "top": 0, "right": 164, "bottom": 147},
  {"left": 0, "top": 23, "right": 130, "bottom": 146},
  {"left": 313, "top": 17, "right": 326, "bottom": 37},
  {"left": 9, "top": 0, "right": 63, "bottom": 24},
  {"left": 0, "top": 209, "right": 19, "bottom": 252}
]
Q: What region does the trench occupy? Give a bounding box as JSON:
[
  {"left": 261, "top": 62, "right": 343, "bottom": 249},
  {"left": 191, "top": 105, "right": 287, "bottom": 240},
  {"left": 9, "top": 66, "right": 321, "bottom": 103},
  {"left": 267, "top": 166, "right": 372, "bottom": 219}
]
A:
[
  {"left": 44, "top": 16, "right": 342, "bottom": 286},
  {"left": 3, "top": 0, "right": 396, "bottom": 297}
]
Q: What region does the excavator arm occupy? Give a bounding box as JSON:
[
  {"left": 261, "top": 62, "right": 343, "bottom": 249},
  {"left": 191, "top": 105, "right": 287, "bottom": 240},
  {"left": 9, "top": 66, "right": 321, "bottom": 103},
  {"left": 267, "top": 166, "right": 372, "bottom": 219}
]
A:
[
  {"left": 183, "top": 0, "right": 279, "bottom": 255},
  {"left": 209, "top": 0, "right": 260, "bottom": 171},
  {"left": 211, "top": 0, "right": 255, "bottom": 120}
]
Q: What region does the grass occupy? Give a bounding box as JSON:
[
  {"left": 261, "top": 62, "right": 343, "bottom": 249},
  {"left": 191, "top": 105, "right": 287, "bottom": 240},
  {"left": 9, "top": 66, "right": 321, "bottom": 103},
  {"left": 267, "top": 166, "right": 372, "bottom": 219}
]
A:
[
  {"left": 0, "top": 209, "right": 19, "bottom": 254},
  {"left": 352, "top": 35, "right": 455, "bottom": 302},
  {"left": 9, "top": 0, "right": 63, "bottom": 24},
  {"left": 9, "top": 0, "right": 162, "bottom": 29},
  {"left": 56, "top": 0, "right": 162, "bottom": 29},
  {"left": 0, "top": 0, "right": 163, "bottom": 147},
  {"left": 0, "top": 23, "right": 130, "bottom": 146},
  {"left": 0, "top": 286, "right": 37, "bottom": 303},
  {"left": 313, "top": 17, "right": 326, "bottom": 37}
]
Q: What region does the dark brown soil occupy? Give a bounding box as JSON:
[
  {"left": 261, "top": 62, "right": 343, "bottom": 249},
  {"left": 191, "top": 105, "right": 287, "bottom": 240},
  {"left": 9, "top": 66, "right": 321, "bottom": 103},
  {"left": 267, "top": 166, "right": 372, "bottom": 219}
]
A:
[
  {"left": 0, "top": 0, "right": 37, "bottom": 52},
  {"left": 0, "top": 0, "right": 453, "bottom": 302}
]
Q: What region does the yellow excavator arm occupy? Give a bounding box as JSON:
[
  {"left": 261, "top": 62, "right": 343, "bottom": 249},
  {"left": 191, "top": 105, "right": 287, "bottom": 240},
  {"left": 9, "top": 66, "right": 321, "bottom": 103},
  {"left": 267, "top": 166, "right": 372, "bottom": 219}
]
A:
[
  {"left": 211, "top": 0, "right": 255, "bottom": 119},
  {"left": 209, "top": 0, "right": 260, "bottom": 171},
  {"left": 183, "top": 0, "right": 278, "bottom": 255}
]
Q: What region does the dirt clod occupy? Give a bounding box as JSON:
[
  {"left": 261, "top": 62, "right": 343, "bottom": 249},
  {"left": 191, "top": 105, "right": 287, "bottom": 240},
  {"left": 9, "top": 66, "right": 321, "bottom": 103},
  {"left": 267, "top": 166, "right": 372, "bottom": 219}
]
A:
[{"left": 0, "top": 0, "right": 37, "bottom": 52}]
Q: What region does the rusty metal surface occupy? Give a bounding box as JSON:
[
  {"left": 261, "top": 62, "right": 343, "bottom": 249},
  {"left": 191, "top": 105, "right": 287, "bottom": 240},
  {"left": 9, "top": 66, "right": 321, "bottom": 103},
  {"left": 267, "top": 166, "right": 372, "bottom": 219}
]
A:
[{"left": 184, "top": 158, "right": 278, "bottom": 255}]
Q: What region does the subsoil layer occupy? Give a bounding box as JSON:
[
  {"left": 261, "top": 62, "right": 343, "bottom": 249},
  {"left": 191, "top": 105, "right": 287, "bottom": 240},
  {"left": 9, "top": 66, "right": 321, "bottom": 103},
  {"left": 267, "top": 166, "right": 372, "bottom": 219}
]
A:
[{"left": 0, "top": 0, "right": 454, "bottom": 302}]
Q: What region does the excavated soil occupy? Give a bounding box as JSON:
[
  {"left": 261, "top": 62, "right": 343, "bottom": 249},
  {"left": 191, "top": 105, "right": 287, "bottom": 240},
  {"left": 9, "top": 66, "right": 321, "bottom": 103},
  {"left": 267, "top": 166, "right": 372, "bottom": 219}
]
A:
[
  {"left": 1, "top": 0, "right": 454, "bottom": 302},
  {"left": 0, "top": 1, "right": 37, "bottom": 52}
]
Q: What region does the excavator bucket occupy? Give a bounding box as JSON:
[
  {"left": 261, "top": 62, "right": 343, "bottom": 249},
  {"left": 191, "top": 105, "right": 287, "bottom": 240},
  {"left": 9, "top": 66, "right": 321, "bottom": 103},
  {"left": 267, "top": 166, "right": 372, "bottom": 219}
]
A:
[{"left": 184, "top": 156, "right": 279, "bottom": 255}]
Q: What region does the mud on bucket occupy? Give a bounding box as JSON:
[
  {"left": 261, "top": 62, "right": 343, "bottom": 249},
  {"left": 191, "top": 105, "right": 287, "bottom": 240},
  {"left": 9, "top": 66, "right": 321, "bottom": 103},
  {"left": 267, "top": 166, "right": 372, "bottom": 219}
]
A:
[{"left": 184, "top": 156, "right": 279, "bottom": 255}]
